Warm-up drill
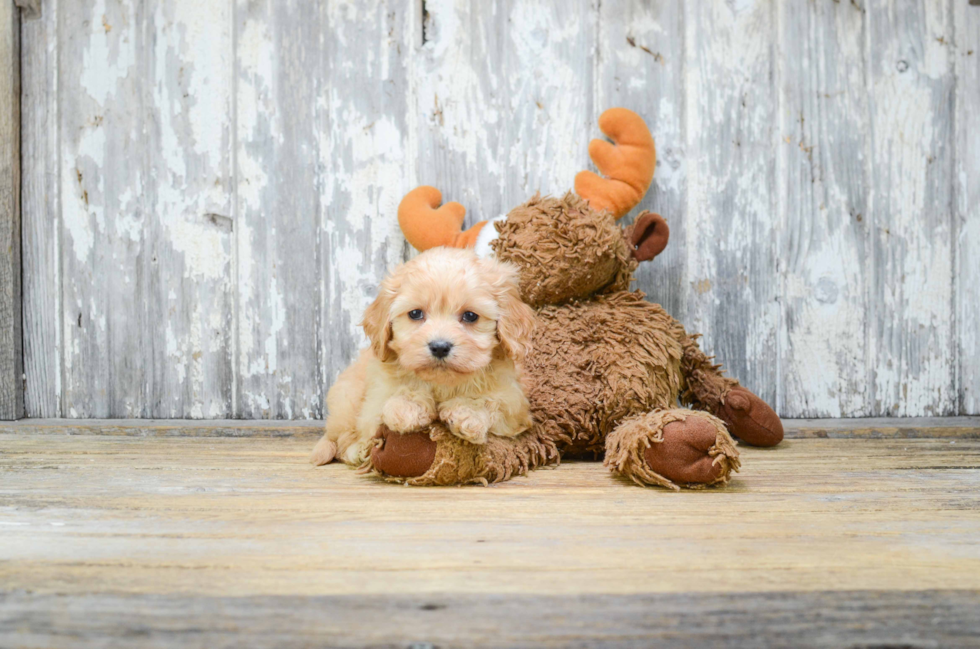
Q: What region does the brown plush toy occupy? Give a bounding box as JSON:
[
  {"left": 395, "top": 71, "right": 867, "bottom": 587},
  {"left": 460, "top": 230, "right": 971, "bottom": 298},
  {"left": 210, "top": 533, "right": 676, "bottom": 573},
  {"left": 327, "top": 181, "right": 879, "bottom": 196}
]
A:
[{"left": 369, "top": 108, "right": 783, "bottom": 489}]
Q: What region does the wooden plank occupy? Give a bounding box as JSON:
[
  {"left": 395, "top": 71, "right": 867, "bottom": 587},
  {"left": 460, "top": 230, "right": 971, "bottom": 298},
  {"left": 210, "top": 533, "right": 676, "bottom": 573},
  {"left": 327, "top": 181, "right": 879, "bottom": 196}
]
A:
[
  {"left": 596, "top": 0, "right": 687, "bottom": 320},
  {"left": 20, "top": 0, "right": 61, "bottom": 417},
  {"left": 682, "top": 0, "right": 779, "bottom": 409},
  {"left": 0, "top": 434, "right": 978, "bottom": 601},
  {"left": 866, "top": 0, "right": 955, "bottom": 416},
  {"left": 0, "top": 417, "right": 322, "bottom": 437},
  {"left": 234, "top": 0, "right": 322, "bottom": 418},
  {"left": 13, "top": 0, "right": 40, "bottom": 21},
  {"left": 776, "top": 0, "right": 871, "bottom": 417},
  {"left": 0, "top": 416, "right": 976, "bottom": 439},
  {"left": 3, "top": 590, "right": 979, "bottom": 649},
  {"left": 319, "top": 0, "right": 414, "bottom": 392},
  {"left": 0, "top": 0, "right": 22, "bottom": 420},
  {"left": 12, "top": 0, "right": 973, "bottom": 420},
  {"left": 57, "top": 0, "right": 146, "bottom": 416},
  {"left": 414, "top": 0, "right": 595, "bottom": 228},
  {"left": 783, "top": 416, "right": 980, "bottom": 439},
  {"left": 142, "top": 0, "right": 234, "bottom": 417},
  {"left": 955, "top": 2, "right": 980, "bottom": 414}
]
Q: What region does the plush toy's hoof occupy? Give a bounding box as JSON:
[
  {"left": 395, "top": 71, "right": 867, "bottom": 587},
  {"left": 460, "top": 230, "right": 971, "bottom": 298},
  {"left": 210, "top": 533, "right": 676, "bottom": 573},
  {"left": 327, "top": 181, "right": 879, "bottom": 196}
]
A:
[
  {"left": 717, "top": 387, "right": 784, "bottom": 447},
  {"left": 370, "top": 425, "right": 437, "bottom": 478},
  {"left": 644, "top": 417, "right": 729, "bottom": 484}
]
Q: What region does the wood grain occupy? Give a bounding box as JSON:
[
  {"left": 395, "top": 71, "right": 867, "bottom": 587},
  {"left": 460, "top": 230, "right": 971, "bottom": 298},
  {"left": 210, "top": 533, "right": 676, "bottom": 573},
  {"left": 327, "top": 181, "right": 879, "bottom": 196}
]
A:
[
  {"left": 414, "top": 0, "right": 595, "bottom": 228},
  {"left": 13, "top": 0, "right": 41, "bottom": 21},
  {"left": 57, "top": 0, "right": 144, "bottom": 416},
  {"left": 683, "top": 0, "right": 779, "bottom": 409},
  {"left": 0, "top": 417, "right": 322, "bottom": 437},
  {"left": 782, "top": 415, "right": 980, "bottom": 439},
  {"left": 867, "top": 0, "right": 955, "bottom": 416},
  {"left": 1, "top": 416, "right": 978, "bottom": 439},
  {"left": 144, "top": 0, "right": 235, "bottom": 418},
  {"left": 234, "top": 0, "right": 321, "bottom": 419},
  {"left": 955, "top": 2, "right": 980, "bottom": 415},
  {"left": 20, "top": 0, "right": 59, "bottom": 417},
  {"left": 0, "top": 433, "right": 977, "bottom": 597},
  {"left": 0, "top": 430, "right": 978, "bottom": 645},
  {"left": 3, "top": 590, "right": 979, "bottom": 648},
  {"left": 13, "top": 0, "right": 980, "bottom": 419},
  {"left": 0, "top": 0, "right": 22, "bottom": 420},
  {"left": 597, "top": 0, "right": 688, "bottom": 321},
  {"left": 777, "top": 0, "right": 871, "bottom": 417},
  {"left": 319, "top": 0, "right": 413, "bottom": 399}
]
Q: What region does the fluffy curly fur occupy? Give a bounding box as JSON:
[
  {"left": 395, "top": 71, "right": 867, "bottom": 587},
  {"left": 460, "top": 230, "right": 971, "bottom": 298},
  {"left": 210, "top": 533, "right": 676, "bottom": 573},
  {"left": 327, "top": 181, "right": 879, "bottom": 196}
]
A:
[
  {"left": 371, "top": 195, "right": 746, "bottom": 488},
  {"left": 311, "top": 248, "right": 536, "bottom": 467},
  {"left": 524, "top": 290, "right": 685, "bottom": 457},
  {"left": 493, "top": 193, "right": 635, "bottom": 307},
  {"left": 370, "top": 109, "right": 782, "bottom": 488}
]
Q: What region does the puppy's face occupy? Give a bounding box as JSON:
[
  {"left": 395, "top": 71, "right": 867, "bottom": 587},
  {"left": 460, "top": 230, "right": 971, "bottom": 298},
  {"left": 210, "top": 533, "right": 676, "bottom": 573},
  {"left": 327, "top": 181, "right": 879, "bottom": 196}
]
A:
[{"left": 362, "top": 248, "right": 534, "bottom": 385}]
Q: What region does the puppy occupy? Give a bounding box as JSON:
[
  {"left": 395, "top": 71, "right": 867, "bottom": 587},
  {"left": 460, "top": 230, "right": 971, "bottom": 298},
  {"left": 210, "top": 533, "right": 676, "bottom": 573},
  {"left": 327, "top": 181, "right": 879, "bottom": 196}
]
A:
[{"left": 311, "top": 247, "right": 536, "bottom": 467}]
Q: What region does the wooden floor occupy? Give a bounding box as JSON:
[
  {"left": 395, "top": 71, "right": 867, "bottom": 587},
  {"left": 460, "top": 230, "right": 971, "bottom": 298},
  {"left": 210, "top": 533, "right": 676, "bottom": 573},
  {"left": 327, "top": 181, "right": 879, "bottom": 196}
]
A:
[{"left": 2, "top": 419, "right": 980, "bottom": 648}]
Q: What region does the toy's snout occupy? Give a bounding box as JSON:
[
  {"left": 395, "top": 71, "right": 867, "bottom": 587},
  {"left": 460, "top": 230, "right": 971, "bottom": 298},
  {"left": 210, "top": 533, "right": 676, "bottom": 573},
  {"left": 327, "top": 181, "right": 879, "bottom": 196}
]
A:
[{"left": 629, "top": 211, "right": 669, "bottom": 262}]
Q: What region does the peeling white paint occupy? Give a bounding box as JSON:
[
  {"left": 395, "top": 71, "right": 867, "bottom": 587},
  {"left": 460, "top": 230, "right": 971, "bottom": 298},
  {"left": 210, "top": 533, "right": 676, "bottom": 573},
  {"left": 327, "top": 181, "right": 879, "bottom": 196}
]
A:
[
  {"left": 868, "top": 0, "right": 955, "bottom": 416},
  {"left": 955, "top": 0, "right": 980, "bottom": 414},
  {"left": 142, "top": 0, "right": 235, "bottom": 418},
  {"left": 682, "top": 0, "right": 780, "bottom": 407},
  {"left": 506, "top": 0, "right": 592, "bottom": 197},
  {"left": 79, "top": 0, "right": 135, "bottom": 106},
  {"left": 235, "top": 217, "right": 256, "bottom": 377},
  {"left": 22, "top": 0, "right": 979, "bottom": 418},
  {"left": 63, "top": 125, "right": 107, "bottom": 262},
  {"left": 416, "top": 0, "right": 503, "bottom": 204},
  {"left": 167, "top": 220, "right": 229, "bottom": 281}
]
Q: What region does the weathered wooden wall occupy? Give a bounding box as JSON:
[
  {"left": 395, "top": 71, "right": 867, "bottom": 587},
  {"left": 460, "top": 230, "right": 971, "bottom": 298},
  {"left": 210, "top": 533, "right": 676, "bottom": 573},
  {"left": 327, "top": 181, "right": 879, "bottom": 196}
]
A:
[
  {"left": 17, "top": 0, "right": 980, "bottom": 419},
  {"left": 1, "top": 0, "right": 23, "bottom": 420}
]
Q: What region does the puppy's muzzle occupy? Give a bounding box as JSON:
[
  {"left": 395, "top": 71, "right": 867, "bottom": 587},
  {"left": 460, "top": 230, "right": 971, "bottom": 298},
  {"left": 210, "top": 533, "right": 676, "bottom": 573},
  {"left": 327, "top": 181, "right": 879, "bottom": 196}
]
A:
[{"left": 428, "top": 339, "right": 453, "bottom": 359}]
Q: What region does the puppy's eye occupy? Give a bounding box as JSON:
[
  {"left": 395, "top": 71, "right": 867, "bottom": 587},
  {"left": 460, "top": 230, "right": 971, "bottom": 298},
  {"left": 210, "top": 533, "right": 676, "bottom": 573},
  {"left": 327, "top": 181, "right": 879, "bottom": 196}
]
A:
[
  {"left": 408, "top": 309, "right": 425, "bottom": 321},
  {"left": 461, "top": 311, "right": 479, "bottom": 323}
]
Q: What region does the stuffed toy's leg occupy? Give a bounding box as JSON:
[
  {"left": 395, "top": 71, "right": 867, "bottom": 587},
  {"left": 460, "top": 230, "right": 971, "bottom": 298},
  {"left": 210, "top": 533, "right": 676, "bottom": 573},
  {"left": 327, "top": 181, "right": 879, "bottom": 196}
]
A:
[
  {"left": 368, "top": 423, "right": 560, "bottom": 486},
  {"left": 678, "top": 333, "right": 784, "bottom": 447},
  {"left": 604, "top": 408, "right": 740, "bottom": 490},
  {"left": 370, "top": 413, "right": 736, "bottom": 489}
]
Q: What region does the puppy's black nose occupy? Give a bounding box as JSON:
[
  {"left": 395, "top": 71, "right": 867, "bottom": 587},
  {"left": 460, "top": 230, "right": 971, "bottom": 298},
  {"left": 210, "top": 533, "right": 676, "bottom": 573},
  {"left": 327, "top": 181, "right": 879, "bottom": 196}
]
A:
[{"left": 428, "top": 340, "right": 453, "bottom": 359}]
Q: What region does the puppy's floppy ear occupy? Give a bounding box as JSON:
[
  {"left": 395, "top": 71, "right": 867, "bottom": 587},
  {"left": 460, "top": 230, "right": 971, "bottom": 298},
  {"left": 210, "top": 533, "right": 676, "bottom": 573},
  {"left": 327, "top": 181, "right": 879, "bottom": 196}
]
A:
[
  {"left": 361, "top": 278, "right": 397, "bottom": 362},
  {"left": 491, "top": 261, "right": 536, "bottom": 364}
]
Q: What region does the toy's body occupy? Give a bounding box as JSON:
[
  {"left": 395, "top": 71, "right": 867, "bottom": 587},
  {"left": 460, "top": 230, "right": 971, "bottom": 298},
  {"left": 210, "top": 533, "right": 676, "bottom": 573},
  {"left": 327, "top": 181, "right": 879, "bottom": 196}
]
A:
[{"left": 368, "top": 109, "right": 783, "bottom": 489}]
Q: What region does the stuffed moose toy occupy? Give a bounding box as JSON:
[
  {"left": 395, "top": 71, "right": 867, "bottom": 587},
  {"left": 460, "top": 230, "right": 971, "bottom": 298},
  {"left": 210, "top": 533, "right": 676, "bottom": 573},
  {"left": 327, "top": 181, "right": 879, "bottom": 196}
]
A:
[{"left": 368, "top": 108, "right": 783, "bottom": 489}]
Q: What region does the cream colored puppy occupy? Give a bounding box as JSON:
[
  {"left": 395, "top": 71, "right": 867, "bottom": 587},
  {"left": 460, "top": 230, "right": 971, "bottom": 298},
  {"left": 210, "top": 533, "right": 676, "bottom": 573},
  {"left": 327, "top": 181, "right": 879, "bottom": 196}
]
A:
[{"left": 311, "top": 247, "right": 536, "bottom": 467}]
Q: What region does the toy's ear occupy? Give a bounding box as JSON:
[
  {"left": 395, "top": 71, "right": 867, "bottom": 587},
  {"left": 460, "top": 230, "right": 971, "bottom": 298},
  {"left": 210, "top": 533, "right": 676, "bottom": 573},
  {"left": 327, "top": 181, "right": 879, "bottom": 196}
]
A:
[
  {"left": 398, "top": 186, "right": 486, "bottom": 251},
  {"left": 575, "top": 108, "right": 656, "bottom": 220},
  {"left": 629, "top": 211, "right": 669, "bottom": 262}
]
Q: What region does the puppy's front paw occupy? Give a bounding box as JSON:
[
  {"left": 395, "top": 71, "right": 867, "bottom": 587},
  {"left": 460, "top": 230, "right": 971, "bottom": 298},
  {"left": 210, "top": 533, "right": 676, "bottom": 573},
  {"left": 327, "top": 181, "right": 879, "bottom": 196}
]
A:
[
  {"left": 382, "top": 395, "right": 435, "bottom": 433},
  {"left": 342, "top": 440, "right": 373, "bottom": 466},
  {"left": 440, "top": 404, "right": 492, "bottom": 445},
  {"left": 310, "top": 435, "right": 338, "bottom": 466}
]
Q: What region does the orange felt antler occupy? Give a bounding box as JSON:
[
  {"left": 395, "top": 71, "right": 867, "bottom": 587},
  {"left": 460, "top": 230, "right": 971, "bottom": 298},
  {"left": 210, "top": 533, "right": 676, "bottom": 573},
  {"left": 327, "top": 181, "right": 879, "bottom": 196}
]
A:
[
  {"left": 397, "top": 186, "right": 486, "bottom": 251},
  {"left": 574, "top": 108, "right": 656, "bottom": 220}
]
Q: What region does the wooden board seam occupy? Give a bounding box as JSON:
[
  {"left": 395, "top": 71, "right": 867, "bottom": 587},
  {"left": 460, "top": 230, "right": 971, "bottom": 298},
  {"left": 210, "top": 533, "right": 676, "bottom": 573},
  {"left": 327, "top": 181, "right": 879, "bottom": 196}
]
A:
[{"left": 0, "top": 416, "right": 977, "bottom": 439}]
